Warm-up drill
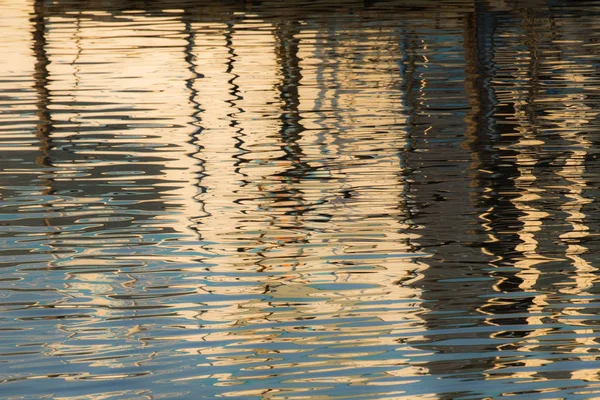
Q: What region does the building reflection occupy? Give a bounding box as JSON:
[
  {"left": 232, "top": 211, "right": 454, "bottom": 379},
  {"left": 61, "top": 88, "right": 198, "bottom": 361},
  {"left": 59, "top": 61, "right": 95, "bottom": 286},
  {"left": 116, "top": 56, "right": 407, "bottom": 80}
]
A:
[
  {"left": 3, "top": 0, "right": 600, "bottom": 397},
  {"left": 410, "top": 0, "right": 600, "bottom": 393},
  {"left": 179, "top": 9, "right": 434, "bottom": 395}
]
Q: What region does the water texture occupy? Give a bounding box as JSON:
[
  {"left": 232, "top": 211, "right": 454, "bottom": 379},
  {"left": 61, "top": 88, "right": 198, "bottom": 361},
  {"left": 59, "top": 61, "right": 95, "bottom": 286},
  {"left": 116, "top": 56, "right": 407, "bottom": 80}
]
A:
[{"left": 1, "top": 0, "right": 600, "bottom": 398}]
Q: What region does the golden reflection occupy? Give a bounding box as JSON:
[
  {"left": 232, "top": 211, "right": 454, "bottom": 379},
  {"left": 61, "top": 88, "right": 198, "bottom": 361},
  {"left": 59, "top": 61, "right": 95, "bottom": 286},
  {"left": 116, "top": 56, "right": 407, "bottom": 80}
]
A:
[
  {"left": 168, "top": 15, "right": 433, "bottom": 390},
  {"left": 4, "top": 6, "right": 438, "bottom": 393},
  {"left": 477, "top": 5, "right": 600, "bottom": 387},
  {"left": 550, "top": 39, "right": 600, "bottom": 382},
  {"left": 0, "top": 0, "right": 45, "bottom": 165},
  {"left": 5, "top": 1, "right": 600, "bottom": 399},
  {"left": 45, "top": 11, "right": 202, "bottom": 237},
  {"left": 480, "top": 11, "right": 555, "bottom": 382}
]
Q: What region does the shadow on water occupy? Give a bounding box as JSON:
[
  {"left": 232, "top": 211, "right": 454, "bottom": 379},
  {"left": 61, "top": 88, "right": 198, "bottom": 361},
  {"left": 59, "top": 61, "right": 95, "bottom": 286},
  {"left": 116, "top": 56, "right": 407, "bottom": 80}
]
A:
[{"left": 1, "top": 0, "right": 600, "bottom": 398}]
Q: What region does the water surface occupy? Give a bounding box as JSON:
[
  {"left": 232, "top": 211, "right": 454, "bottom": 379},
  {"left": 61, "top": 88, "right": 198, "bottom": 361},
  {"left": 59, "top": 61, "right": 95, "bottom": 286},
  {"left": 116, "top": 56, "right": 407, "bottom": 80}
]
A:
[{"left": 2, "top": 0, "right": 600, "bottom": 398}]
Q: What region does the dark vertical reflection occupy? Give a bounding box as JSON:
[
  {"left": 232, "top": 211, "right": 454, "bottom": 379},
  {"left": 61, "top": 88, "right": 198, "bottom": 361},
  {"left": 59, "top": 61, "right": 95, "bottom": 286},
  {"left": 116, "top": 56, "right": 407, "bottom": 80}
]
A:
[
  {"left": 224, "top": 20, "right": 247, "bottom": 180},
  {"left": 479, "top": 5, "right": 542, "bottom": 338},
  {"left": 404, "top": 6, "right": 500, "bottom": 384},
  {"left": 182, "top": 12, "right": 207, "bottom": 240},
  {"left": 406, "top": 1, "right": 550, "bottom": 390},
  {"left": 31, "top": 0, "right": 53, "bottom": 171},
  {"left": 30, "top": 0, "right": 56, "bottom": 242},
  {"left": 274, "top": 21, "right": 311, "bottom": 182},
  {"left": 267, "top": 20, "right": 310, "bottom": 277}
]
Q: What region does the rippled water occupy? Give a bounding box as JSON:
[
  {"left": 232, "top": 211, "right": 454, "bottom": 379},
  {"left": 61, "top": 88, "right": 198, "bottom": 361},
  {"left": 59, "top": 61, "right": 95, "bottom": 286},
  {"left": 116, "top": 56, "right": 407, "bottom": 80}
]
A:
[{"left": 2, "top": 0, "right": 600, "bottom": 398}]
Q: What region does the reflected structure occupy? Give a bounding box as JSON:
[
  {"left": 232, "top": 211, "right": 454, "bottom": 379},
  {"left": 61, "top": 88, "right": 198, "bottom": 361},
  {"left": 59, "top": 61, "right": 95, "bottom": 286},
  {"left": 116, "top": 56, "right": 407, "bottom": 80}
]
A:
[{"left": 1, "top": 0, "right": 600, "bottom": 399}]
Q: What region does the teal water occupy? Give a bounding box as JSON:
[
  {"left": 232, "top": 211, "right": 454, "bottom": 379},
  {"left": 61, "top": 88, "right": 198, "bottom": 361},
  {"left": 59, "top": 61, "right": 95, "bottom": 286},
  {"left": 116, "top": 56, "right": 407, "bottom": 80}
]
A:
[{"left": 2, "top": 1, "right": 600, "bottom": 398}]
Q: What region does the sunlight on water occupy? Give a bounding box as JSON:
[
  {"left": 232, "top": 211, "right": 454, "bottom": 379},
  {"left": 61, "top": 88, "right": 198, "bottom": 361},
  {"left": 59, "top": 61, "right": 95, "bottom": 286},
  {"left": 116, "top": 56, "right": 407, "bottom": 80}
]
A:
[{"left": 1, "top": 0, "right": 600, "bottom": 398}]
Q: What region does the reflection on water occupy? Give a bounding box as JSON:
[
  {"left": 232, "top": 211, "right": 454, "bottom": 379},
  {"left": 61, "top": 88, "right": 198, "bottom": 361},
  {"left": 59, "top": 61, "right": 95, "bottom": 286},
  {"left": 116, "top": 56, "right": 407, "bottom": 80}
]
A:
[{"left": 1, "top": 0, "right": 600, "bottom": 398}]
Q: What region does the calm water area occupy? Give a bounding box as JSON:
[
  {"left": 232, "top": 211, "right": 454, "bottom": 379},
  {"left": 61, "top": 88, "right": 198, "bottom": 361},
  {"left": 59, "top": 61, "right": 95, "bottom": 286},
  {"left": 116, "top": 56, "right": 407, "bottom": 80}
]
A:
[{"left": 1, "top": 0, "right": 600, "bottom": 398}]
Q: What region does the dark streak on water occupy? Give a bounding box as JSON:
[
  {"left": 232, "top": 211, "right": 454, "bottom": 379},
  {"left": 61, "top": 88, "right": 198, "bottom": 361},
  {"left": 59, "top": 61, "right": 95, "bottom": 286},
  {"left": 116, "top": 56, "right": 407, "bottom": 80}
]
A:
[{"left": 1, "top": 0, "right": 600, "bottom": 398}]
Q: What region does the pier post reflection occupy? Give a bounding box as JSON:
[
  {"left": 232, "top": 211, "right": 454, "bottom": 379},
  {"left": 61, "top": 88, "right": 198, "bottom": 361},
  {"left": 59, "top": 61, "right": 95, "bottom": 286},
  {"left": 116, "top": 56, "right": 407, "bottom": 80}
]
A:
[{"left": 31, "top": 0, "right": 53, "bottom": 170}]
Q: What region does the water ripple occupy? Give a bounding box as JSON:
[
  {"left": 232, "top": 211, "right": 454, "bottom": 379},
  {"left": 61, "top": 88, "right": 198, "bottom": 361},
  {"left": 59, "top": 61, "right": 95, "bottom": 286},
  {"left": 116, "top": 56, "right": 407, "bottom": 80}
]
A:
[{"left": 2, "top": 0, "right": 600, "bottom": 399}]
